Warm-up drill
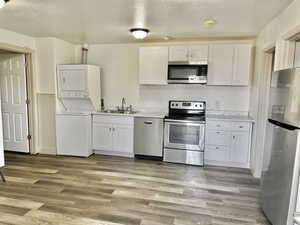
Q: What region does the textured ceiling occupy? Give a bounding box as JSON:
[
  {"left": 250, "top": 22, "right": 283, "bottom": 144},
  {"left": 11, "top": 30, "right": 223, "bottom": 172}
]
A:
[{"left": 0, "top": 0, "right": 294, "bottom": 44}]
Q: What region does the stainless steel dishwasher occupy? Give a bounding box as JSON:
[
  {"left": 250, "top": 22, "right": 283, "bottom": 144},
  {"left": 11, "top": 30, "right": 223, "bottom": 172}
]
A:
[{"left": 134, "top": 117, "right": 164, "bottom": 160}]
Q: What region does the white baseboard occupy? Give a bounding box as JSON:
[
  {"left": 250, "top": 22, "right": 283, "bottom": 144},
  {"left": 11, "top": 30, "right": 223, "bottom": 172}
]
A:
[
  {"left": 94, "top": 150, "right": 134, "bottom": 158},
  {"left": 38, "top": 147, "right": 57, "bottom": 155},
  {"left": 205, "top": 160, "right": 250, "bottom": 169}
]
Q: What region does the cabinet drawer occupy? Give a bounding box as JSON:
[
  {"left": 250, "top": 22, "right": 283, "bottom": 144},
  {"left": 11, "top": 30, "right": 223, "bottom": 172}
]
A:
[
  {"left": 205, "top": 130, "right": 231, "bottom": 146},
  {"left": 205, "top": 145, "right": 229, "bottom": 161},
  {"left": 206, "top": 120, "right": 231, "bottom": 131},
  {"left": 231, "top": 122, "right": 250, "bottom": 132},
  {"left": 93, "top": 115, "right": 133, "bottom": 125}
]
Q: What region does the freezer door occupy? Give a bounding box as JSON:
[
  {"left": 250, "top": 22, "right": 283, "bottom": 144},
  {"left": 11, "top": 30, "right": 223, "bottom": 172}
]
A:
[
  {"left": 269, "top": 68, "right": 300, "bottom": 128},
  {"left": 261, "top": 120, "right": 300, "bottom": 225}
]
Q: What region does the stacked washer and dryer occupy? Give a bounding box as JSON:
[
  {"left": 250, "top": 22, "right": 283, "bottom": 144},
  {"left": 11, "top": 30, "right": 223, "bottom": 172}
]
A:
[{"left": 56, "top": 64, "right": 101, "bottom": 157}]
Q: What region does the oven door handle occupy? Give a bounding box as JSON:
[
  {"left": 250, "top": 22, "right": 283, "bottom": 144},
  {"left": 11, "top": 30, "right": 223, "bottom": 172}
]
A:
[{"left": 164, "top": 119, "right": 205, "bottom": 125}]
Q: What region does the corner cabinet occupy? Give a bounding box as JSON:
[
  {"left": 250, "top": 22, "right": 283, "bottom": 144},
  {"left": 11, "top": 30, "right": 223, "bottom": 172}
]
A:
[
  {"left": 92, "top": 115, "right": 134, "bottom": 157},
  {"left": 208, "top": 44, "right": 252, "bottom": 86},
  {"left": 139, "top": 47, "right": 168, "bottom": 85},
  {"left": 205, "top": 119, "right": 253, "bottom": 168}
]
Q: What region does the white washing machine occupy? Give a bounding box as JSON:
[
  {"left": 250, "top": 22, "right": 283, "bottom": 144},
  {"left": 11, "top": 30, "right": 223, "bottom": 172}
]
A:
[{"left": 56, "top": 112, "right": 92, "bottom": 157}]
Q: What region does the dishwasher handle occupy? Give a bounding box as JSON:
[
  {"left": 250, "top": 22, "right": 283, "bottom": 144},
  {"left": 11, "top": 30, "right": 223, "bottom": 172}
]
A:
[{"left": 144, "top": 121, "right": 153, "bottom": 125}]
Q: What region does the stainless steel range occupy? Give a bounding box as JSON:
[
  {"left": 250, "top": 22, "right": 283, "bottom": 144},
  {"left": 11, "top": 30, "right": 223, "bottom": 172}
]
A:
[{"left": 164, "top": 101, "right": 206, "bottom": 166}]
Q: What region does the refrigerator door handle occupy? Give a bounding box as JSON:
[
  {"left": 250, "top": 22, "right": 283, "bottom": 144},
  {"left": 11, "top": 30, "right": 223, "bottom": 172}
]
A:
[{"left": 268, "top": 119, "right": 298, "bottom": 131}]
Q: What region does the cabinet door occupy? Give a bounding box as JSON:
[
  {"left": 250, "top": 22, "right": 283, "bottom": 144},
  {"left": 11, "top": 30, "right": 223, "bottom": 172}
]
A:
[
  {"left": 189, "top": 45, "right": 209, "bottom": 63},
  {"left": 205, "top": 145, "right": 229, "bottom": 162},
  {"left": 139, "top": 47, "right": 168, "bottom": 85},
  {"left": 112, "top": 124, "right": 133, "bottom": 153},
  {"left": 206, "top": 130, "right": 231, "bottom": 146},
  {"left": 92, "top": 123, "right": 113, "bottom": 150},
  {"left": 169, "top": 46, "right": 189, "bottom": 62},
  {"left": 232, "top": 44, "right": 252, "bottom": 86},
  {"left": 230, "top": 131, "right": 249, "bottom": 164},
  {"left": 208, "top": 44, "right": 234, "bottom": 85},
  {"left": 59, "top": 69, "right": 87, "bottom": 91}
]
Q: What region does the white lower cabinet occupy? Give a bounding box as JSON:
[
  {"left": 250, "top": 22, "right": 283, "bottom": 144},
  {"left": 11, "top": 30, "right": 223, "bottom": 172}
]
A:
[
  {"left": 205, "top": 120, "right": 252, "bottom": 168},
  {"left": 92, "top": 115, "right": 134, "bottom": 157},
  {"left": 93, "top": 123, "right": 113, "bottom": 151},
  {"left": 230, "top": 131, "right": 249, "bottom": 164},
  {"left": 112, "top": 124, "right": 134, "bottom": 153}
]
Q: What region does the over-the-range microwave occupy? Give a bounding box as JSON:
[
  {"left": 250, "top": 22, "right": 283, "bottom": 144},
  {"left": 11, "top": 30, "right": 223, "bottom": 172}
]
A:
[{"left": 168, "top": 64, "right": 208, "bottom": 84}]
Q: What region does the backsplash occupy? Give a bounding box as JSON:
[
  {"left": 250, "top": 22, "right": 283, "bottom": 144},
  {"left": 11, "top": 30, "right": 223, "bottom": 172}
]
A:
[{"left": 137, "top": 84, "right": 250, "bottom": 116}]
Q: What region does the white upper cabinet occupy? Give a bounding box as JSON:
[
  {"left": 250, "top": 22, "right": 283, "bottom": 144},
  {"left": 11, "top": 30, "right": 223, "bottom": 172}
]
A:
[
  {"left": 169, "top": 46, "right": 189, "bottom": 62},
  {"left": 208, "top": 44, "right": 252, "bottom": 86},
  {"left": 169, "top": 45, "right": 209, "bottom": 63},
  {"left": 139, "top": 43, "right": 252, "bottom": 86},
  {"left": 189, "top": 45, "right": 209, "bottom": 63},
  {"left": 232, "top": 44, "right": 252, "bottom": 86},
  {"left": 208, "top": 44, "right": 234, "bottom": 85},
  {"left": 139, "top": 47, "right": 168, "bottom": 85}
]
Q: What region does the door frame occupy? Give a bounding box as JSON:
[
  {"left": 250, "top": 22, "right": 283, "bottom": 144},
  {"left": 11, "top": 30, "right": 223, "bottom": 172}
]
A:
[
  {"left": 0, "top": 44, "right": 36, "bottom": 154},
  {"left": 251, "top": 44, "right": 275, "bottom": 178}
]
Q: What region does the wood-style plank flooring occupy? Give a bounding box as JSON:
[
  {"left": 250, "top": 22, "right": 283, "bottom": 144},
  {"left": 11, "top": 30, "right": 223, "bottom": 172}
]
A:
[{"left": 0, "top": 153, "right": 269, "bottom": 225}]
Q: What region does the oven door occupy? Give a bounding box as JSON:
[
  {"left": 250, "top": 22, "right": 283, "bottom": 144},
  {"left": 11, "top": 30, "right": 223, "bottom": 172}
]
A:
[{"left": 164, "top": 120, "right": 205, "bottom": 151}]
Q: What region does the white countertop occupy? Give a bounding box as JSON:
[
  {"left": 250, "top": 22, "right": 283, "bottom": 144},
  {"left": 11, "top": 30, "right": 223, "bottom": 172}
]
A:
[
  {"left": 92, "top": 111, "right": 166, "bottom": 119},
  {"left": 93, "top": 111, "right": 254, "bottom": 122},
  {"left": 207, "top": 114, "right": 255, "bottom": 122}
]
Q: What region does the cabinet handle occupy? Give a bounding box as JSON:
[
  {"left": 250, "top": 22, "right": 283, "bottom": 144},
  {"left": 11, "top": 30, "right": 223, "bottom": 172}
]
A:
[
  {"left": 216, "top": 132, "right": 220, "bottom": 134},
  {"left": 239, "top": 126, "right": 244, "bottom": 128},
  {"left": 144, "top": 121, "right": 153, "bottom": 125},
  {"left": 233, "top": 135, "right": 235, "bottom": 139},
  {"left": 113, "top": 128, "right": 115, "bottom": 132}
]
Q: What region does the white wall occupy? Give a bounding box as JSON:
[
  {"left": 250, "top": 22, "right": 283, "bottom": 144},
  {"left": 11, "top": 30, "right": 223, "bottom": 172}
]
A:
[
  {"left": 0, "top": 28, "right": 36, "bottom": 50},
  {"left": 250, "top": 0, "right": 300, "bottom": 177},
  {"left": 35, "top": 37, "right": 75, "bottom": 154},
  {"left": 295, "top": 41, "right": 300, "bottom": 67},
  {"left": 86, "top": 44, "right": 139, "bottom": 109},
  {"left": 85, "top": 43, "right": 251, "bottom": 115},
  {"left": 139, "top": 85, "right": 250, "bottom": 114}
]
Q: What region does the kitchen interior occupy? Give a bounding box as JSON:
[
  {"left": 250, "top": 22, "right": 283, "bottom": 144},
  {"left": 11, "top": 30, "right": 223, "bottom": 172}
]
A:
[{"left": 0, "top": 0, "right": 300, "bottom": 225}]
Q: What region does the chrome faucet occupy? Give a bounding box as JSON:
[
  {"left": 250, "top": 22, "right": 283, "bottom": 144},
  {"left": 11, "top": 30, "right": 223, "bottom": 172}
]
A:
[{"left": 121, "top": 97, "right": 126, "bottom": 111}]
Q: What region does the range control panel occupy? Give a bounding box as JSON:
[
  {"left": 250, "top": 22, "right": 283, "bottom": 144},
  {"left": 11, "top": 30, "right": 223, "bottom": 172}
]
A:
[{"left": 169, "top": 101, "right": 205, "bottom": 110}]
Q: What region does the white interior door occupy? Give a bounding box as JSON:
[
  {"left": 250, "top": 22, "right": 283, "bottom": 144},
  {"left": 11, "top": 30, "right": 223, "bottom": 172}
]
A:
[{"left": 0, "top": 54, "right": 29, "bottom": 153}]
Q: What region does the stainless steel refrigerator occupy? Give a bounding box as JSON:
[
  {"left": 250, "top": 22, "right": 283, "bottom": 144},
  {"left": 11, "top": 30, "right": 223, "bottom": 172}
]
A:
[{"left": 261, "top": 68, "right": 300, "bottom": 225}]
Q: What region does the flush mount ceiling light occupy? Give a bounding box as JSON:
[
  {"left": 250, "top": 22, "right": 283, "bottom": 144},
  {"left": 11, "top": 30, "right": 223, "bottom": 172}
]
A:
[
  {"left": 0, "top": 0, "right": 9, "bottom": 9},
  {"left": 203, "top": 19, "right": 217, "bottom": 28},
  {"left": 130, "top": 28, "right": 150, "bottom": 39}
]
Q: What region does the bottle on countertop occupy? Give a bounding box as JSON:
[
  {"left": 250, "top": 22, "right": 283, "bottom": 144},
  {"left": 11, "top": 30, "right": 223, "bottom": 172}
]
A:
[{"left": 101, "top": 98, "right": 105, "bottom": 111}]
